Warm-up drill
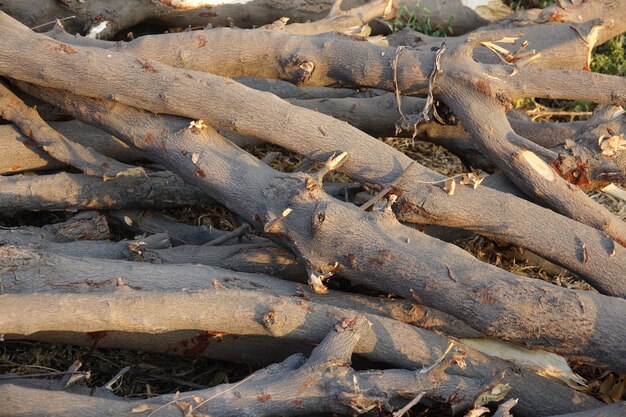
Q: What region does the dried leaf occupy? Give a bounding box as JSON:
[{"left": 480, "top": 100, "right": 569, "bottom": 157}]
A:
[
  {"left": 176, "top": 401, "right": 192, "bottom": 416},
  {"left": 191, "top": 152, "right": 200, "bottom": 164},
  {"left": 460, "top": 173, "right": 484, "bottom": 189},
  {"left": 193, "top": 396, "right": 204, "bottom": 404},
  {"left": 189, "top": 119, "right": 207, "bottom": 131},
  {"left": 443, "top": 178, "right": 456, "bottom": 195},
  {"left": 123, "top": 216, "right": 133, "bottom": 226},
  {"left": 599, "top": 134, "right": 626, "bottom": 156},
  {"left": 131, "top": 404, "right": 152, "bottom": 413}
]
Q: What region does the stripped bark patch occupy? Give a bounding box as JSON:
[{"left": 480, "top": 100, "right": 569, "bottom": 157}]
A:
[
  {"left": 474, "top": 78, "right": 492, "bottom": 96},
  {"left": 43, "top": 40, "right": 76, "bottom": 55},
  {"left": 257, "top": 394, "right": 271, "bottom": 403},
  {"left": 137, "top": 59, "right": 158, "bottom": 73},
  {"left": 196, "top": 34, "right": 207, "bottom": 48},
  {"left": 520, "top": 150, "right": 556, "bottom": 182}
]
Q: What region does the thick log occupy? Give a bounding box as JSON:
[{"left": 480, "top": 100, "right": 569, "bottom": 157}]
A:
[
  {"left": 0, "top": 81, "right": 142, "bottom": 178},
  {"left": 0, "top": 120, "right": 145, "bottom": 174},
  {"left": 0, "top": 0, "right": 505, "bottom": 39},
  {"left": 0, "top": 172, "right": 211, "bottom": 212}
]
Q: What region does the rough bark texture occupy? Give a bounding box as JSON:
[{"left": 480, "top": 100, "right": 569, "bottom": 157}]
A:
[
  {"left": 11, "top": 37, "right": 626, "bottom": 296},
  {"left": 9, "top": 84, "right": 625, "bottom": 372},
  {"left": 0, "top": 120, "right": 145, "bottom": 174},
  {"left": 0, "top": 171, "right": 211, "bottom": 212},
  {"left": 1, "top": 2, "right": 625, "bottom": 416}
]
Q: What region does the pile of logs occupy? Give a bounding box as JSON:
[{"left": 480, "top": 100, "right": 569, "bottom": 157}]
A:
[{"left": 0, "top": 0, "right": 625, "bottom": 416}]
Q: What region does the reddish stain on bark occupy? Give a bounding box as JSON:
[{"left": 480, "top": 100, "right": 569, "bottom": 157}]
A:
[
  {"left": 292, "top": 399, "right": 303, "bottom": 405},
  {"left": 87, "top": 330, "right": 108, "bottom": 343},
  {"left": 477, "top": 287, "right": 496, "bottom": 305},
  {"left": 143, "top": 133, "right": 153, "bottom": 143},
  {"left": 196, "top": 35, "right": 207, "bottom": 48},
  {"left": 44, "top": 41, "right": 76, "bottom": 55},
  {"left": 22, "top": 139, "right": 38, "bottom": 146},
  {"left": 346, "top": 253, "right": 356, "bottom": 268},
  {"left": 137, "top": 59, "right": 157, "bottom": 73},
  {"left": 547, "top": 10, "right": 566, "bottom": 22},
  {"left": 101, "top": 162, "right": 110, "bottom": 169},
  {"left": 551, "top": 159, "right": 593, "bottom": 190},
  {"left": 263, "top": 310, "right": 276, "bottom": 325},
  {"left": 199, "top": 12, "right": 218, "bottom": 18},
  {"left": 271, "top": 246, "right": 292, "bottom": 256},
  {"left": 10, "top": 165, "right": 20, "bottom": 171},
  {"left": 22, "top": 127, "right": 33, "bottom": 138},
  {"left": 474, "top": 79, "right": 492, "bottom": 96},
  {"left": 181, "top": 331, "right": 226, "bottom": 356},
  {"left": 257, "top": 394, "right": 271, "bottom": 403},
  {"left": 195, "top": 167, "right": 207, "bottom": 177}
]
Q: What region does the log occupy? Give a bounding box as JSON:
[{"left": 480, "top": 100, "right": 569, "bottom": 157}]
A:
[
  {"left": 0, "top": 0, "right": 506, "bottom": 39},
  {"left": 0, "top": 120, "right": 145, "bottom": 174},
  {"left": 0, "top": 171, "right": 211, "bottom": 212},
  {"left": 0, "top": 81, "right": 142, "bottom": 178}
]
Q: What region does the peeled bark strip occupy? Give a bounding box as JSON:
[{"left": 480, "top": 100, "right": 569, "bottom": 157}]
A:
[
  {"left": 0, "top": 172, "right": 211, "bottom": 212},
  {"left": 15, "top": 83, "right": 626, "bottom": 373},
  {"left": 0, "top": 317, "right": 489, "bottom": 417},
  {"left": 0, "top": 82, "right": 141, "bottom": 178},
  {"left": 0, "top": 120, "right": 145, "bottom": 174}
]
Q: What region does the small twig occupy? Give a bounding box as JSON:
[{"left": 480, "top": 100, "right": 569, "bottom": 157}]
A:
[
  {"left": 203, "top": 224, "right": 249, "bottom": 246},
  {"left": 493, "top": 398, "right": 519, "bottom": 417},
  {"left": 419, "top": 341, "right": 455, "bottom": 374},
  {"left": 260, "top": 151, "right": 281, "bottom": 165},
  {"left": 30, "top": 16, "right": 76, "bottom": 30},
  {"left": 102, "top": 366, "right": 131, "bottom": 391},
  {"left": 392, "top": 46, "right": 408, "bottom": 120},
  {"left": 316, "top": 151, "right": 349, "bottom": 181},
  {"left": 60, "top": 360, "right": 85, "bottom": 388},
  {"left": 0, "top": 371, "right": 90, "bottom": 380},
  {"left": 360, "top": 161, "right": 416, "bottom": 211},
  {"left": 328, "top": 0, "right": 345, "bottom": 18},
  {"left": 189, "top": 371, "right": 261, "bottom": 415},
  {"left": 264, "top": 208, "right": 293, "bottom": 233},
  {"left": 392, "top": 391, "right": 426, "bottom": 417}
]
